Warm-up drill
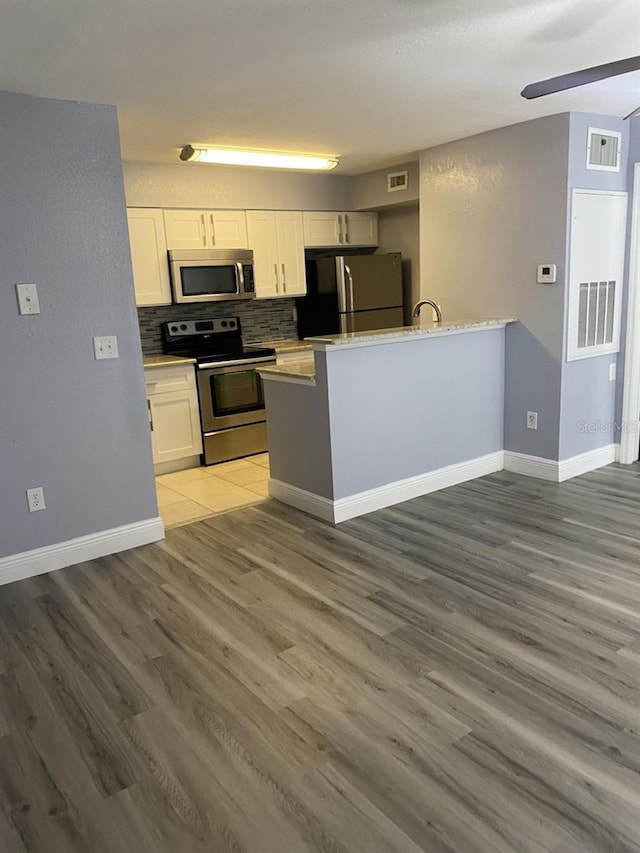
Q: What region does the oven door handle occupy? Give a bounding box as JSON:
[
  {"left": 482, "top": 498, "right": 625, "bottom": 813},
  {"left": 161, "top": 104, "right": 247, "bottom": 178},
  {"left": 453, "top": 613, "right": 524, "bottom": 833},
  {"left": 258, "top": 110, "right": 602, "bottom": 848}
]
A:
[{"left": 197, "top": 356, "right": 276, "bottom": 369}]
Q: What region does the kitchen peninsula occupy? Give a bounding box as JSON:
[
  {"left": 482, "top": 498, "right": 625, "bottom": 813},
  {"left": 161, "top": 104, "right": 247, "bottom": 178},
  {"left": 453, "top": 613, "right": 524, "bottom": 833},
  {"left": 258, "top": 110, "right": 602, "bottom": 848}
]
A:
[{"left": 259, "top": 318, "right": 516, "bottom": 523}]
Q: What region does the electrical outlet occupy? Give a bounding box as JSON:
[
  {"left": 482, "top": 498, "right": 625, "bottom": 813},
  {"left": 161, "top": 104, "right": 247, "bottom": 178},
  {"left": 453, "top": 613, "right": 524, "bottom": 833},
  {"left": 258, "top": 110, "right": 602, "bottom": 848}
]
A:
[
  {"left": 15, "top": 283, "right": 41, "bottom": 315},
  {"left": 26, "top": 487, "right": 46, "bottom": 512},
  {"left": 527, "top": 411, "right": 538, "bottom": 430},
  {"left": 94, "top": 335, "right": 119, "bottom": 360},
  {"left": 609, "top": 363, "right": 616, "bottom": 382}
]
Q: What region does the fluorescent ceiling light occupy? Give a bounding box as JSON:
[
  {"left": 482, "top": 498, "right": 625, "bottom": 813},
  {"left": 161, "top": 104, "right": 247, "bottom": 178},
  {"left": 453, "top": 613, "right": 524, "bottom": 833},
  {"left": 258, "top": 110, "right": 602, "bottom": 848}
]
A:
[{"left": 179, "top": 144, "right": 338, "bottom": 171}]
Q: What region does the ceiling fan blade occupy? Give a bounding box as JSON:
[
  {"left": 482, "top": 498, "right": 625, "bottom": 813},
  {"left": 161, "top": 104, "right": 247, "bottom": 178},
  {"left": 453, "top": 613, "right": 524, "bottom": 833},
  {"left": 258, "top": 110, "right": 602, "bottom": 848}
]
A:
[
  {"left": 624, "top": 104, "right": 640, "bottom": 120},
  {"left": 521, "top": 55, "right": 640, "bottom": 99}
]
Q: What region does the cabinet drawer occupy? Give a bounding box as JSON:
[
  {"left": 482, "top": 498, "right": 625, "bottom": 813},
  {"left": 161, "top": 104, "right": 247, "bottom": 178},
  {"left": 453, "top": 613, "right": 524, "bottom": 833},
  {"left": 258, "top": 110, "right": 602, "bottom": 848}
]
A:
[{"left": 144, "top": 364, "right": 196, "bottom": 394}]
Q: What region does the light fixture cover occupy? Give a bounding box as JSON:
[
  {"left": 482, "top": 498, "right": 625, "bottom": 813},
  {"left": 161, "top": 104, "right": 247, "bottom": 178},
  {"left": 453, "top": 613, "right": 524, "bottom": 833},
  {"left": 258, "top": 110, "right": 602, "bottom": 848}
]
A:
[{"left": 179, "top": 144, "right": 338, "bottom": 171}]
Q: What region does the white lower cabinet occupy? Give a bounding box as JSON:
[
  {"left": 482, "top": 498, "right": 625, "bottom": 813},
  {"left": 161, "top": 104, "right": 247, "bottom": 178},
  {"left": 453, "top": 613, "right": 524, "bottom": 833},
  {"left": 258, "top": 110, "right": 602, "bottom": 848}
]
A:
[
  {"left": 145, "top": 364, "right": 202, "bottom": 467},
  {"left": 246, "top": 210, "right": 307, "bottom": 298}
]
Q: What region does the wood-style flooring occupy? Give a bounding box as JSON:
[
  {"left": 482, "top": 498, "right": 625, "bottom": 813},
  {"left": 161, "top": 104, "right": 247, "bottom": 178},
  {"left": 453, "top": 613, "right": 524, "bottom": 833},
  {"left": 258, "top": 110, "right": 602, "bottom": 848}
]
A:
[{"left": 1, "top": 464, "right": 640, "bottom": 852}]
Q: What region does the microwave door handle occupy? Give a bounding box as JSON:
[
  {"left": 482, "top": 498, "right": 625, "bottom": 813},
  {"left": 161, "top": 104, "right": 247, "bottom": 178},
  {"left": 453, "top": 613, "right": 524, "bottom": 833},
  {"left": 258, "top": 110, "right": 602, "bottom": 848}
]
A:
[{"left": 237, "top": 262, "right": 245, "bottom": 295}]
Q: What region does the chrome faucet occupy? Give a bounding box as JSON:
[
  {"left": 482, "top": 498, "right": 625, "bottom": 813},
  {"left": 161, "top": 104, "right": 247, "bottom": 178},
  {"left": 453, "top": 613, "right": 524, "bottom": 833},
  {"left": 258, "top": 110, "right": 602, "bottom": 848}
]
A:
[{"left": 412, "top": 299, "right": 442, "bottom": 324}]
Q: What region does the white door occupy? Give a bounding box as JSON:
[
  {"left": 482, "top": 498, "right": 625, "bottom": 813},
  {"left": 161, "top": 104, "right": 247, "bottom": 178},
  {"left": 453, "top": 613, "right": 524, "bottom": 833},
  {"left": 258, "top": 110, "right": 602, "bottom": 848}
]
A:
[
  {"left": 302, "top": 211, "right": 342, "bottom": 247},
  {"left": 149, "top": 390, "right": 203, "bottom": 463},
  {"left": 127, "top": 208, "right": 171, "bottom": 306},
  {"left": 164, "top": 210, "right": 208, "bottom": 249},
  {"left": 246, "top": 211, "right": 280, "bottom": 297},
  {"left": 344, "top": 212, "right": 378, "bottom": 247},
  {"left": 276, "top": 211, "right": 307, "bottom": 296},
  {"left": 208, "top": 211, "right": 248, "bottom": 248}
]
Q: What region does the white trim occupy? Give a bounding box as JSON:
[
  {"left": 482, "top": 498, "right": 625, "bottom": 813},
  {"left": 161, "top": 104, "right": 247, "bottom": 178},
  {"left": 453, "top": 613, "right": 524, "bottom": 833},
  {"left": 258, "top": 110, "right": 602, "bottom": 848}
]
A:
[
  {"left": 270, "top": 451, "right": 504, "bottom": 524},
  {"left": 615, "top": 442, "right": 622, "bottom": 463},
  {"left": 0, "top": 517, "right": 164, "bottom": 587},
  {"left": 268, "top": 479, "right": 335, "bottom": 523},
  {"left": 504, "top": 445, "right": 616, "bottom": 483},
  {"left": 153, "top": 455, "right": 201, "bottom": 476},
  {"left": 620, "top": 162, "right": 640, "bottom": 464},
  {"left": 503, "top": 451, "right": 558, "bottom": 481}
]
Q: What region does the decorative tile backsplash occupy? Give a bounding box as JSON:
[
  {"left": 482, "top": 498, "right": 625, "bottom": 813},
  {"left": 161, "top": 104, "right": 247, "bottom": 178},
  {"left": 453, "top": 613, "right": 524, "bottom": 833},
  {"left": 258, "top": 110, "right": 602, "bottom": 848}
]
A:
[{"left": 137, "top": 299, "right": 298, "bottom": 355}]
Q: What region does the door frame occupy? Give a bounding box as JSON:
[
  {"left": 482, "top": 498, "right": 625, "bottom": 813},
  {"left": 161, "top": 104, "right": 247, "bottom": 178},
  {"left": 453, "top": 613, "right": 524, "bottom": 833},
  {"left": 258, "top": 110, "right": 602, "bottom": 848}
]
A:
[{"left": 620, "top": 162, "right": 640, "bottom": 464}]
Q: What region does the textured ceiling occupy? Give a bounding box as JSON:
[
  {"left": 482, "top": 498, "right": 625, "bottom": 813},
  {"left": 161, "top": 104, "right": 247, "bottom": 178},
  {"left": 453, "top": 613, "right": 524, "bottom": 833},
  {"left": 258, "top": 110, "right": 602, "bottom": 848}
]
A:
[{"left": 1, "top": 0, "right": 639, "bottom": 173}]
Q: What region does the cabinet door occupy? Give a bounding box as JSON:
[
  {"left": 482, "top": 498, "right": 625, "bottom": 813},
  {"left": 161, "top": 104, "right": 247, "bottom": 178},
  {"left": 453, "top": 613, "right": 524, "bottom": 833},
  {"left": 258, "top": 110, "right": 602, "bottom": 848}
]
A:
[
  {"left": 164, "top": 210, "right": 208, "bottom": 249},
  {"left": 343, "top": 212, "right": 378, "bottom": 247},
  {"left": 127, "top": 209, "right": 172, "bottom": 306},
  {"left": 246, "top": 211, "right": 281, "bottom": 298},
  {"left": 302, "top": 211, "right": 342, "bottom": 247},
  {"left": 208, "top": 211, "right": 248, "bottom": 248},
  {"left": 276, "top": 211, "right": 307, "bottom": 296},
  {"left": 148, "top": 389, "right": 202, "bottom": 464}
]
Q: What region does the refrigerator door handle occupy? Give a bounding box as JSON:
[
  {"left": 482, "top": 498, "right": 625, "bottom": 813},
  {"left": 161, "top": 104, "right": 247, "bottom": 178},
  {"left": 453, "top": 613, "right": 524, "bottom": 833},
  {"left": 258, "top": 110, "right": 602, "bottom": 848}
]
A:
[
  {"left": 344, "top": 264, "right": 354, "bottom": 312},
  {"left": 339, "top": 313, "right": 354, "bottom": 334},
  {"left": 336, "top": 258, "right": 348, "bottom": 313}
]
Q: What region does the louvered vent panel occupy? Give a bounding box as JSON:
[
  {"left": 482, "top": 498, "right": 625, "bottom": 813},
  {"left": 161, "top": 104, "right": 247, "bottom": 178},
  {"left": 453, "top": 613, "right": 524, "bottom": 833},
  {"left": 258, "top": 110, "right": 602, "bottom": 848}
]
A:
[
  {"left": 587, "top": 128, "right": 621, "bottom": 171},
  {"left": 577, "top": 280, "right": 616, "bottom": 349}
]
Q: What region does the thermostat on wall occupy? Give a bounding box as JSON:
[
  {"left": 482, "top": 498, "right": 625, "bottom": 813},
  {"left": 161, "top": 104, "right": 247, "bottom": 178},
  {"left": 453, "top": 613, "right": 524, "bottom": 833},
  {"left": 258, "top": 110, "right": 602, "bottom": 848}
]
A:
[{"left": 537, "top": 263, "right": 557, "bottom": 284}]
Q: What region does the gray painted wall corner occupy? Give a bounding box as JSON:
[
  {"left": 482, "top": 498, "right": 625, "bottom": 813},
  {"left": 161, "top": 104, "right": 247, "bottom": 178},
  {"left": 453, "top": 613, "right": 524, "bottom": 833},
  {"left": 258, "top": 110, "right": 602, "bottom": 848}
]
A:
[{"left": 0, "top": 91, "right": 157, "bottom": 559}]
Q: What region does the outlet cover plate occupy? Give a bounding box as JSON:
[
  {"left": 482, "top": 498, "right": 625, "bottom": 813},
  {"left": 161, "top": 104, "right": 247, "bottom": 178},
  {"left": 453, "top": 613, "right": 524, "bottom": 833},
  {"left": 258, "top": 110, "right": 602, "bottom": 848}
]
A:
[
  {"left": 26, "top": 487, "right": 46, "bottom": 512},
  {"left": 94, "top": 335, "right": 119, "bottom": 360},
  {"left": 16, "top": 283, "right": 41, "bottom": 315}
]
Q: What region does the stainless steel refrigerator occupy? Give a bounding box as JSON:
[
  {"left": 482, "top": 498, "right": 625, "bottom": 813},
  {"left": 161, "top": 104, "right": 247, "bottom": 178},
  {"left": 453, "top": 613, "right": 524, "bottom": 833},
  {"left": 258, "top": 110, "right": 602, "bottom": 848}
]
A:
[{"left": 296, "top": 253, "right": 404, "bottom": 338}]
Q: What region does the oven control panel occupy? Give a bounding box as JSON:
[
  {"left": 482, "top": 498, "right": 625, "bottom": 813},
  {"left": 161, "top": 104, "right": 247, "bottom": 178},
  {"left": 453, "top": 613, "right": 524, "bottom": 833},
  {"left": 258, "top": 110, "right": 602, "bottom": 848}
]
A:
[{"left": 165, "top": 317, "right": 239, "bottom": 337}]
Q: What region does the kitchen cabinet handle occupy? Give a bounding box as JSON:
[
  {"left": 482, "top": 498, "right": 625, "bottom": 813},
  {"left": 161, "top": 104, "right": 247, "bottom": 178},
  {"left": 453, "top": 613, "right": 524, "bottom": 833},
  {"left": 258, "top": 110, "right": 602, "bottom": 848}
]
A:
[
  {"left": 209, "top": 213, "right": 216, "bottom": 245},
  {"left": 147, "top": 399, "right": 154, "bottom": 432},
  {"left": 274, "top": 263, "right": 279, "bottom": 292},
  {"left": 337, "top": 215, "right": 344, "bottom": 244},
  {"left": 343, "top": 214, "right": 350, "bottom": 244},
  {"left": 201, "top": 214, "right": 207, "bottom": 246},
  {"left": 281, "top": 263, "right": 286, "bottom": 292}
]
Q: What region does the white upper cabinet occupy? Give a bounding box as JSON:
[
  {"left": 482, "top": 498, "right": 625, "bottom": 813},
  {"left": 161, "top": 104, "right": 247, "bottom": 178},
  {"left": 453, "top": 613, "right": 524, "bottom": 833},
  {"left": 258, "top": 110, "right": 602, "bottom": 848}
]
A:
[
  {"left": 302, "top": 211, "right": 378, "bottom": 248},
  {"left": 246, "top": 210, "right": 306, "bottom": 298},
  {"left": 127, "top": 208, "right": 172, "bottom": 306},
  {"left": 164, "top": 209, "right": 248, "bottom": 249}
]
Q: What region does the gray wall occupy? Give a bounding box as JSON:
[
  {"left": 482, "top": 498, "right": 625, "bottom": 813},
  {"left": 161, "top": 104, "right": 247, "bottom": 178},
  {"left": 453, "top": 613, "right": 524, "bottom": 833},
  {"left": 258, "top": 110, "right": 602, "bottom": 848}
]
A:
[
  {"left": 124, "top": 162, "right": 352, "bottom": 210},
  {"left": 0, "top": 91, "right": 157, "bottom": 559},
  {"left": 376, "top": 203, "right": 420, "bottom": 324},
  {"left": 263, "top": 359, "right": 334, "bottom": 500},
  {"left": 419, "top": 114, "right": 570, "bottom": 459},
  {"left": 350, "top": 161, "right": 419, "bottom": 210},
  {"left": 559, "top": 113, "right": 629, "bottom": 459},
  {"left": 325, "top": 331, "right": 505, "bottom": 498}
]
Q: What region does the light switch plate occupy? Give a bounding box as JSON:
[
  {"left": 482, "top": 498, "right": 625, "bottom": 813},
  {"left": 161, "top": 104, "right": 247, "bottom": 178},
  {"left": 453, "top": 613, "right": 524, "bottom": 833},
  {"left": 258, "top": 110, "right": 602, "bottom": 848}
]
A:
[
  {"left": 16, "top": 283, "right": 41, "bottom": 315},
  {"left": 94, "top": 335, "right": 119, "bottom": 360}
]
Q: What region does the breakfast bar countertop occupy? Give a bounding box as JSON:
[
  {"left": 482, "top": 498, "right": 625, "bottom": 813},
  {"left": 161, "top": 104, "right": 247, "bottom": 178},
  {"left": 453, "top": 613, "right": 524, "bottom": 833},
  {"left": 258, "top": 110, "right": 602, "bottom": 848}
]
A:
[{"left": 306, "top": 317, "right": 517, "bottom": 349}]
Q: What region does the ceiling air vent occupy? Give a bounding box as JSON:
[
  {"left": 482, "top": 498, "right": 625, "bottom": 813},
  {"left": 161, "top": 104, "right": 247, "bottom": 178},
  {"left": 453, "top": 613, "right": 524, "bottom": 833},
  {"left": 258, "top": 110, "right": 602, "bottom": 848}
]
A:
[
  {"left": 586, "top": 127, "right": 621, "bottom": 172},
  {"left": 387, "top": 170, "right": 408, "bottom": 192}
]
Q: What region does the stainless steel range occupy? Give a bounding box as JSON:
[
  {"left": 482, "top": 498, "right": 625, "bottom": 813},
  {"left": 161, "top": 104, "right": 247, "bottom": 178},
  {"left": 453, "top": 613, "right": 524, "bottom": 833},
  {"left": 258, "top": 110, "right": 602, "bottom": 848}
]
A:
[{"left": 162, "top": 317, "right": 276, "bottom": 465}]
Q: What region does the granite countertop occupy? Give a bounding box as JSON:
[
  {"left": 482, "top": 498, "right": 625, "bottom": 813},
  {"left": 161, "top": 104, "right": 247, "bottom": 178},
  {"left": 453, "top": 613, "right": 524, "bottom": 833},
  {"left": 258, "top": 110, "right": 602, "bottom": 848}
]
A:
[
  {"left": 258, "top": 357, "right": 316, "bottom": 385},
  {"left": 306, "top": 317, "right": 517, "bottom": 349},
  {"left": 143, "top": 355, "right": 197, "bottom": 368},
  {"left": 257, "top": 338, "right": 313, "bottom": 355}
]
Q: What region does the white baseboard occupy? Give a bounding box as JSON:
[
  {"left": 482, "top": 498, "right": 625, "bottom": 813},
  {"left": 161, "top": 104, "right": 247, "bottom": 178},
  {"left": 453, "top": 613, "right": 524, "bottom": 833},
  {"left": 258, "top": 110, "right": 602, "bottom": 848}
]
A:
[
  {"left": 504, "top": 444, "right": 616, "bottom": 483},
  {"left": 0, "top": 517, "right": 164, "bottom": 588},
  {"left": 270, "top": 451, "right": 504, "bottom": 524},
  {"left": 268, "top": 479, "right": 336, "bottom": 523}
]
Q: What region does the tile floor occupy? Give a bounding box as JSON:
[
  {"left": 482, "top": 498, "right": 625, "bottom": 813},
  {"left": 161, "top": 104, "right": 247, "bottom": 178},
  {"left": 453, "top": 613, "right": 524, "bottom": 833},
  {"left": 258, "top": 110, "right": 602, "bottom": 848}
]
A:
[{"left": 155, "top": 453, "right": 269, "bottom": 529}]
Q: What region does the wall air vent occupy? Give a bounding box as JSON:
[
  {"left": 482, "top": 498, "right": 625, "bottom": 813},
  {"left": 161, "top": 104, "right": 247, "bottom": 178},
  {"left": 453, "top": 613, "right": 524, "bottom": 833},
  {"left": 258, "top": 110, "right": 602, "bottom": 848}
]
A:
[
  {"left": 387, "top": 170, "right": 408, "bottom": 192},
  {"left": 586, "top": 127, "right": 621, "bottom": 172}
]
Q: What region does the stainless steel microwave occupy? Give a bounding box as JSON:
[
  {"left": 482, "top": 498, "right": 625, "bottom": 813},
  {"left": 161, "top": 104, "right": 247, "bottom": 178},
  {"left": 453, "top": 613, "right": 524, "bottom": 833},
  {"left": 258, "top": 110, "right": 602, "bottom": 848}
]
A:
[{"left": 169, "top": 248, "right": 255, "bottom": 303}]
